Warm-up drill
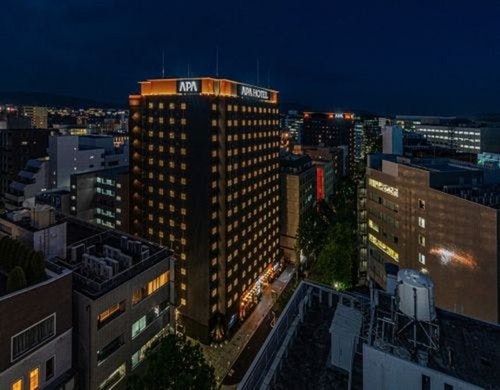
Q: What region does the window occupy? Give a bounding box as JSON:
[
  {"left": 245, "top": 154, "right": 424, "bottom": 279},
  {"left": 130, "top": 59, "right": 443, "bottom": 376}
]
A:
[
  {"left": 131, "top": 331, "right": 166, "bottom": 369},
  {"left": 97, "top": 335, "right": 124, "bottom": 364},
  {"left": 12, "top": 314, "right": 56, "bottom": 361},
  {"left": 132, "top": 272, "right": 169, "bottom": 305},
  {"left": 419, "top": 253, "right": 426, "bottom": 265},
  {"left": 131, "top": 316, "right": 147, "bottom": 339},
  {"left": 11, "top": 379, "right": 22, "bottom": 390},
  {"left": 97, "top": 301, "right": 126, "bottom": 328},
  {"left": 99, "top": 363, "right": 126, "bottom": 390},
  {"left": 418, "top": 217, "right": 426, "bottom": 228},
  {"left": 418, "top": 234, "right": 426, "bottom": 246},
  {"left": 421, "top": 374, "right": 430, "bottom": 390},
  {"left": 29, "top": 367, "right": 39, "bottom": 390},
  {"left": 419, "top": 199, "right": 426, "bottom": 209},
  {"left": 46, "top": 357, "right": 54, "bottom": 381}
]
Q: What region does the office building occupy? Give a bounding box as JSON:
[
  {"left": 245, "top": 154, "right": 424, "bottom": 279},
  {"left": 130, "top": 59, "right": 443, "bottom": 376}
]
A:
[
  {"left": 354, "top": 118, "right": 383, "bottom": 164},
  {"left": 21, "top": 106, "right": 49, "bottom": 129},
  {"left": 281, "top": 110, "right": 303, "bottom": 143},
  {"left": 240, "top": 273, "right": 500, "bottom": 390},
  {"left": 302, "top": 112, "right": 355, "bottom": 174},
  {"left": 382, "top": 125, "right": 403, "bottom": 155},
  {"left": 48, "top": 135, "right": 129, "bottom": 190},
  {"left": 0, "top": 261, "right": 74, "bottom": 390},
  {"left": 129, "top": 77, "right": 281, "bottom": 342},
  {"left": 57, "top": 221, "right": 175, "bottom": 390},
  {"left": 414, "top": 124, "right": 500, "bottom": 154},
  {"left": 0, "top": 128, "right": 51, "bottom": 197},
  {"left": 70, "top": 166, "right": 129, "bottom": 232},
  {"left": 279, "top": 152, "right": 316, "bottom": 264},
  {"left": 366, "top": 155, "right": 500, "bottom": 323}
]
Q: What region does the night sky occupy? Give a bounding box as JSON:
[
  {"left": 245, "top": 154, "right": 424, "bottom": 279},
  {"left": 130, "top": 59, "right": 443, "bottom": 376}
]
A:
[{"left": 1, "top": 0, "right": 499, "bottom": 115}]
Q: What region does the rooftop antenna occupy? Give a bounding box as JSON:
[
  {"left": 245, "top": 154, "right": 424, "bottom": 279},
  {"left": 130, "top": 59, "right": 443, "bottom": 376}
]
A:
[
  {"left": 256, "top": 58, "right": 260, "bottom": 85},
  {"left": 187, "top": 63, "right": 191, "bottom": 78},
  {"left": 162, "top": 50, "right": 165, "bottom": 78},
  {"left": 216, "top": 46, "right": 220, "bottom": 78}
]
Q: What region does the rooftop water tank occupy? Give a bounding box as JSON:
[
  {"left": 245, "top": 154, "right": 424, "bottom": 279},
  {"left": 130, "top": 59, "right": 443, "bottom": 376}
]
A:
[{"left": 397, "top": 269, "right": 436, "bottom": 322}]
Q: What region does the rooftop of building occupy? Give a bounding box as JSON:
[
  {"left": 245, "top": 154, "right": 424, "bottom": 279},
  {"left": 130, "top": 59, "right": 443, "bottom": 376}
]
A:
[
  {"left": 132, "top": 77, "right": 278, "bottom": 103},
  {"left": 369, "top": 155, "right": 500, "bottom": 208},
  {"left": 55, "top": 217, "right": 173, "bottom": 299},
  {"left": 239, "top": 279, "right": 500, "bottom": 390},
  {"left": 279, "top": 151, "right": 313, "bottom": 173},
  {"left": 0, "top": 206, "right": 62, "bottom": 233}
]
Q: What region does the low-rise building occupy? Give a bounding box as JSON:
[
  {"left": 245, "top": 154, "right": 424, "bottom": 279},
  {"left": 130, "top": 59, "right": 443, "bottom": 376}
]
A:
[
  {"left": 3, "top": 157, "right": 50, "bottom": 211},
  {"left": 240, "top": 272, "right": 500, "bottom": 390},
  {"left": 366, "top": 155, "right": 500, "bottom": 323},
  {"left": 57, "top": 220, "right": 175, "bottom": 390},
  {"left": 70, "top": 167, "right": 129, "bottom": 232},
  {"left": 0, "top": 259, "right": 73, "bottom": 390}
]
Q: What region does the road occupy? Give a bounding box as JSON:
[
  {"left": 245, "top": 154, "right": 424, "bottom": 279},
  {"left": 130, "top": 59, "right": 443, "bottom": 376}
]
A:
[{"left": 202, "top": 266, "right": 294, "bottom": 388}]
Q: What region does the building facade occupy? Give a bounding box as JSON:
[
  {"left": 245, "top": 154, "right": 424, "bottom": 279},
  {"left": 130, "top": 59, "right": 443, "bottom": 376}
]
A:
[
  {"left": 3, "top": 158, "right": 50, "bottom": 211},
  {"left": 59, "top": 227, "right": 175, "bottom": 390},
  {"left": 302, "top": 112, "right": 355, "bottom": 174},
  {"left": 279, "top": 152, "right": 316, "bottom": 264},
  {"left": 414, "top": 124, "right": 500, "bottom": 154},
  {"left": 0, "top": 264, "right": 73, "bottom": 390},
  {"left": 70, "top": 167, "right": 129, "bottom": 232},
  {"left": 129, "top": 77, "right": 281, "bottom": 342},
  {"left": 21, "top": 106, "right": 49, "bottom": 129},
  {"left": 48, "top": 135, "right": 129, "bottom": 190},
  {"left": 0, "top": 128, "right": 51, "bottom": 197},
  {"left": 366, "top": 155, "right": 500, "bottom": 323}
]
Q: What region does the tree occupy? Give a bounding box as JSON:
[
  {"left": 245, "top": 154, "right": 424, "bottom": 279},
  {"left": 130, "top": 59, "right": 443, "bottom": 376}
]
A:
[
  {"left": 311, "top": 224, "right": 354, "bottom": 289},
  {"left": 6, "top": 266, "right": 28, "bottom": 293},
  {"left": 296, "top": 200, "right": 334, "bottom": 260},
  {"left": 127, "top": 333, "right": 216, "bottom": 390}
]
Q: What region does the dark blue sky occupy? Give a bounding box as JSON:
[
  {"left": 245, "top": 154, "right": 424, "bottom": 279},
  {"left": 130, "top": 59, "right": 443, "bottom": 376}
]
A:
[{"left": 1, "top": 0, "right": 499, "bottom": 115}]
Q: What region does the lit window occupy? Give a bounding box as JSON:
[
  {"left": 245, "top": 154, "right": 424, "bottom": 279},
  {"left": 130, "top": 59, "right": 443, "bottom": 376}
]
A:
[
  {"left": 29, "top": 368, "right": 39, "bottom": 390},
  {"left": 419, "top": 253, "right": 426, "bottom": 264},
  {"left": 11, "top": 379, "right": 22, "bottom": 390},
  {"left": 418, "top": 217, "right": 426, "bottom": 228},
  {"left": 419, "top": 199, "right": 426, "bottom": 209},
  {"left": 181, "top": 298, "right": 187, "bottom": 306}
]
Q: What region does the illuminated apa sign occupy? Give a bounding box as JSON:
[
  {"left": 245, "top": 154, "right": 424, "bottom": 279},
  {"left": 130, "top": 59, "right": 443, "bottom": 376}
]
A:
[
  {"left": 177, "top": 80, "right": 201, "bottom": 93},
  {"left": 238, "top": 84, "right": 270, "bottom": 100}
]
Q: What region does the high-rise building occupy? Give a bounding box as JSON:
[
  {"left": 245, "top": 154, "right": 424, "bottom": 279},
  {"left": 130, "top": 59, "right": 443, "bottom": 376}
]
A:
[
  {"left": 21, "top": 106, "right": 48, "bottom": 129},
  {"left": 302, "top": 112, "right": 355, "bottom": 174},
  {"left": 129, "top": 77, "right": 281, "bottom": 342},
  {"left": 279, "top": 152, "right": 316, "bottom": 264},
  {"left": 366, "top": 154, "right": 500, "bottom": 323}
]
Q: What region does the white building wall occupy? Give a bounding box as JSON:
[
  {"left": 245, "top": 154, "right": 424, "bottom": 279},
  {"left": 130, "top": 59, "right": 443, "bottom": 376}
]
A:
[{"left": 363, "top": 344, "right": 482, "bottom": 390}]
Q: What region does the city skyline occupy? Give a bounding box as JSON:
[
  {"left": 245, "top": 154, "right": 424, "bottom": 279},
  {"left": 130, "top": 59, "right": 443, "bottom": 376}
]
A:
[{"left": 1, "top": 0, "right": 499, "bottom": 115}]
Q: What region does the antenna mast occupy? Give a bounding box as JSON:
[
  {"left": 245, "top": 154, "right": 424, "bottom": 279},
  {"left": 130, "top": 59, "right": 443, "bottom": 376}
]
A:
[
  {"left": 162, "top": 50, "right": 165, "bottom": 78},
  {"left": 216, "top": 46, "right": 220, "bottom": 77}
]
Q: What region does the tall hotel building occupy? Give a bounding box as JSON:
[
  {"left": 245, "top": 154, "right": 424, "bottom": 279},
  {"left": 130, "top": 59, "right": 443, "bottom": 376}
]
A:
[{"left": 129, "top": 78, "right": 281, "bottom": 342}]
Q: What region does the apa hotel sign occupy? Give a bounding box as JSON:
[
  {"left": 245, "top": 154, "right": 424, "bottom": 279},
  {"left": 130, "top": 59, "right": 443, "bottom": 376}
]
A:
[
  {"left": 177, "top": 79, "right": 201, "bottom": 93},
  {"left": 238, "top": 84, "right": 270, "bottom": 100}
]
